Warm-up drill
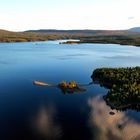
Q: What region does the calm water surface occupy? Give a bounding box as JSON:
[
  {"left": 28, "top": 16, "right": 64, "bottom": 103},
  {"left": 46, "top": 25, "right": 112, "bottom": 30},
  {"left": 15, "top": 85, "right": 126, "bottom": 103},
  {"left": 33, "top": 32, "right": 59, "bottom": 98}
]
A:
[{"left": 0, "top": 41, "right": 140, "bottom": 140}]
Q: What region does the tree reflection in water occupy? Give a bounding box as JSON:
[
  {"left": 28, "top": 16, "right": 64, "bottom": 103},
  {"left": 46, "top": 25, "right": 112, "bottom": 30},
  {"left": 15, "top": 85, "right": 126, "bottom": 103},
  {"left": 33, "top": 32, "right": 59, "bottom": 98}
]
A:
[{"left": 88, "top": 96, "right": 140, "bottom": 140}]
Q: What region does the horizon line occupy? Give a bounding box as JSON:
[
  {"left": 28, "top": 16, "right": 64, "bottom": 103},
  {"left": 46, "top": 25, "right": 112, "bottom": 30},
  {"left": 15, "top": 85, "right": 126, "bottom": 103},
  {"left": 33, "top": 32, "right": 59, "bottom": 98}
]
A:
[{"left": 0, "top": 27, "right": 139, "bottom": 32}]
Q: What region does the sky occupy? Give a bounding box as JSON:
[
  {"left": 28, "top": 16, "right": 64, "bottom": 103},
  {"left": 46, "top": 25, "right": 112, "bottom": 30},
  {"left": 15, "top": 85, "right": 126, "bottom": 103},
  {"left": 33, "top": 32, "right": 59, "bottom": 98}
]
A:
[{"left": 0, "top": 0, "right": 140, "bottom": 31}]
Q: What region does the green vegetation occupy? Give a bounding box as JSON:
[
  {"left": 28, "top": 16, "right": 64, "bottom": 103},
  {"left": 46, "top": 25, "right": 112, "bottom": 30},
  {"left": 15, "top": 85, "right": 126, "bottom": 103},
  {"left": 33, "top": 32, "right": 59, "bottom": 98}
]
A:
[
  {"left": 61, "top": 35, "right": 140, "bottom": 46},
  {"left": 79, "top": 35, "right": 140, "bottom": 46},
  {"left": 91, "top": 67, "right": 140, "bottom": 111}
]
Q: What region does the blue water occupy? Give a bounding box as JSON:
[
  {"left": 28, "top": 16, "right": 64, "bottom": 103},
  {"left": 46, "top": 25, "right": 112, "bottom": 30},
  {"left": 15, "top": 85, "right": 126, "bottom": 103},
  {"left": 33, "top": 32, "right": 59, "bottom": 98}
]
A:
[{"left": 0, "top": 41, "right": 140, "bottom": 140}]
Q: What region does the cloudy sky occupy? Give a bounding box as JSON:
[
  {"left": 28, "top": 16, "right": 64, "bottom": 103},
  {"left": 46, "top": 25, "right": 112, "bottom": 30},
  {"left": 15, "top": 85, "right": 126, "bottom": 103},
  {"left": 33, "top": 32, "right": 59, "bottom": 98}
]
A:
[{"left": 0, "top": 0, "right": 140, "bottom": 31}]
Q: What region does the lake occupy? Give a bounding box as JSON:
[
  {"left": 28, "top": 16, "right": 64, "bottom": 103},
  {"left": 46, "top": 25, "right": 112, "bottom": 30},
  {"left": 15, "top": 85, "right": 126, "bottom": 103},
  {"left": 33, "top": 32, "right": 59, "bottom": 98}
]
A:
[{"left": 0, "top": 41, "right": 140, "bottom": 140}]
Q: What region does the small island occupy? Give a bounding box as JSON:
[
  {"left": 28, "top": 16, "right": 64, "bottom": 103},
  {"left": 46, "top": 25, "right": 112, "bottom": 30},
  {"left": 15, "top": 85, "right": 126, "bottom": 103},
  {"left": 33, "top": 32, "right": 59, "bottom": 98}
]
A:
[
  {"left": 59, "top": 41, "right": 80, "bottom": 44},
  {"left": 91, "top": 67, "right": 140, "bottom": 111}
]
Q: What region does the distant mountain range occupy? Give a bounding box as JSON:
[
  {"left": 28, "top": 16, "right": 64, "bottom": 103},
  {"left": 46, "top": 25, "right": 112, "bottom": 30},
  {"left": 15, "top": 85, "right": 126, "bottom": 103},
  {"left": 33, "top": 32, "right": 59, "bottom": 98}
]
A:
[
  {"left": 0, "top": 27, "right": 140, "bottom": 35},
  {"left": 127, "top": 27, "right": 140, "bottom": 32},
  {"left": 25, "top": 27, "right": 140, "bottom": 33},
  {"left": 25, "top": 29, "right": 127, "bottom": 36}
]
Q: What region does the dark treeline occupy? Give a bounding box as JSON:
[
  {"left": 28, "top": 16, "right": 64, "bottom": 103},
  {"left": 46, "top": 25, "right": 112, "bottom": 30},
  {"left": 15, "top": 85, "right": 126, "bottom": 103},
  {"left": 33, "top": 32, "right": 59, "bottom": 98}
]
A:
[
  {"left": 91, "top": 67, "right": 140, "bottom": 111},
  {"left": 61, "top": 35, "right": 140, "bottom": 46},
  {"left": 79, "top": 35, "right": 140, "bottom": 46}
]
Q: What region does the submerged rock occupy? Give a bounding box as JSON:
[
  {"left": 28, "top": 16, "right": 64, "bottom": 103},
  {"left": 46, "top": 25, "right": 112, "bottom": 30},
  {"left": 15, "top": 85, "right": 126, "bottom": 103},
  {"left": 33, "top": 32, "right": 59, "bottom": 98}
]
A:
[{"left": 109, "top": 111, "right": 115, "bottom": 115}]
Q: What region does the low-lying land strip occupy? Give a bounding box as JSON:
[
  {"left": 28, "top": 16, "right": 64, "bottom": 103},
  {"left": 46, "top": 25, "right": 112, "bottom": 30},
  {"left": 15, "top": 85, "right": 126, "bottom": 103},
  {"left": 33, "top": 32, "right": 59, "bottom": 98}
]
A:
[{"left": 0, "top": 29, "right": 140, "bottom": 46}]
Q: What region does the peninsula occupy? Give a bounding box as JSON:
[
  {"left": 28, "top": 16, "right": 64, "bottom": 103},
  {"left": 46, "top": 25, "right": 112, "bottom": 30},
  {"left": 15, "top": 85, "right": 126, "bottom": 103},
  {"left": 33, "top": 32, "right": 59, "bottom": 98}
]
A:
[{"left": 91, "top": 67, "right": 140, "bottom": 111}]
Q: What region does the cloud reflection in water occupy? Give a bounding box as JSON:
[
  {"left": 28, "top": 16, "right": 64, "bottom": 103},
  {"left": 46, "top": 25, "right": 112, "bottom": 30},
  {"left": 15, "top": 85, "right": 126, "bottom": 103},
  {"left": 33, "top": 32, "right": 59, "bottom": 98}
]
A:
[
  {"left": 88, "top": 96, "right": 140, "bottom": 140},
  {"left": 32, "top": 106, "right": 62, "bottom": 140}
]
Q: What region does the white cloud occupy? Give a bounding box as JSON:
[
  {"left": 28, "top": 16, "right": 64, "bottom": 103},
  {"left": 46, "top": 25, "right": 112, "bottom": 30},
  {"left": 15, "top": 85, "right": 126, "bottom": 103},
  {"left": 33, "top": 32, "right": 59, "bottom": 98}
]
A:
[
  {"left": 0, "top": 0, "right": 140, "bottom": 31},
  {"left": 88, "top": 96, "right": 140, "bottom": 140}
]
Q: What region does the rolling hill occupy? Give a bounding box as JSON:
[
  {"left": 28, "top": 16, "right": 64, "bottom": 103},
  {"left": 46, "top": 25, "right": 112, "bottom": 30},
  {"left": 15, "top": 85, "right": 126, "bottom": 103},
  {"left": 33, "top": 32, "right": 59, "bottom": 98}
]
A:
[
  {"left": 0, "top": 28, "right": 140, "bottom": 46},
  {"left": 128, "top": 27, "right": 140, "bottom": 32}
]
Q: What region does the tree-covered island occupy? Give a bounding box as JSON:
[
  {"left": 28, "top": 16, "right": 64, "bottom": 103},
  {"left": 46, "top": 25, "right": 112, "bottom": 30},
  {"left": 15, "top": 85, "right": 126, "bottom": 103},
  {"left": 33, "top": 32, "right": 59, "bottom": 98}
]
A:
[{"left": 91, "top": 67, "right": 140, "bottom": 111}]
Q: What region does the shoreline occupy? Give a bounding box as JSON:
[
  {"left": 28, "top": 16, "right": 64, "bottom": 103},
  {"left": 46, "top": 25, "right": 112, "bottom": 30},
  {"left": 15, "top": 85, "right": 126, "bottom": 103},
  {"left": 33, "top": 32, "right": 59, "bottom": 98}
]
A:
[
  {"left": 59, "top": 40, "right": 140, "bottom": 47},
  {"left": 0, "top": 40, "right": 140, "bottom": 47}
]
